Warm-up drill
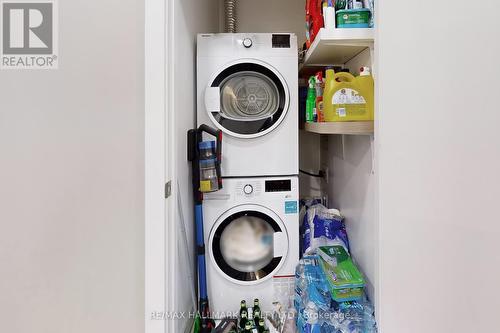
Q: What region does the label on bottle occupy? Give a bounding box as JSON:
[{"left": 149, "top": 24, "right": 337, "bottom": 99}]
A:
[{"left": 332, "top": 88, "right": 367, "bottom": 118}]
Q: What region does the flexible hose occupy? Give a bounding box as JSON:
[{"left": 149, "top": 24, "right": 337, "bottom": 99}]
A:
[{"left": 224, "top": 0, "right": 237, "bottom": 33}]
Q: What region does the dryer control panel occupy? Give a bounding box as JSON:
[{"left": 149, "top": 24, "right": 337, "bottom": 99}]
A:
[{"left": 235, "top": 181, "right": 262, "bottom": 197}]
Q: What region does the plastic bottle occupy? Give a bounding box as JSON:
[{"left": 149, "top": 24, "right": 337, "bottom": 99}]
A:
[
  {"left": 323, "top": 68, "right": 374, "bottom": 122},
  {"left": 306, "top": 76, "right": 316, "bottom": 123},
  {"left": 323, "top": 1, "right": 336, "bottom": 30},
  {"left": 358, "top": 66, "right": 374, "bottom": 101},
  {"left": 315, "top": 72, "right": 324, "bottom": 122}
]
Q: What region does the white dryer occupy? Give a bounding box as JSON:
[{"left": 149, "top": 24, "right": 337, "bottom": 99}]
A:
[
  {"left": 197, "top": 33, "right": 298, "bottom": 177},
  {"left": 203, "top": 176, "right": 299, "bottom": 315}
]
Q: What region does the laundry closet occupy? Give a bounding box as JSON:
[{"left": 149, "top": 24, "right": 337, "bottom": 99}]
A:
[{"left": 147, "top": 0, "right": 500, "bottom": 332}]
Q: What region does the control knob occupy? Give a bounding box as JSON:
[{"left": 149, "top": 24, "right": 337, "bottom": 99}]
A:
[
  {"left": 242, "top": 38, "right": 253, "bottom": 48},
  {"left": 243, "top": 184, "right": 253, "bottom": 195}
]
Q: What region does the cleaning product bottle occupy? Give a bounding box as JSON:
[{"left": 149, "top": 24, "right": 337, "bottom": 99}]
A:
[
  {"left": 323, "top": 67, "right": 374, "bottom": 122},
  {"left": 306, "top": 0, "right": 324, "bottom": 47},
  {"left": 358, "top": 66, "right": 374, "bottom": 117},
  {"left": 306, "top": 76, "right": 316, "bottom": 123},
  {"left": 315, "top": 71, "right": 324, "bottom": 122},
  {"left": 323, "top": 0, "right": 336, "bottom": 30}
]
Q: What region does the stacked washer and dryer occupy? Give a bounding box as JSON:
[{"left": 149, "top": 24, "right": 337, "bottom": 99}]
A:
[{"left": 196, "top": 33, "right": 299, "bottom": 314}]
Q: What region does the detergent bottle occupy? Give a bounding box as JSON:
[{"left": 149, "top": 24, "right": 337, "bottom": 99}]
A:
[{"left": 323, "top": 67, "right": 374, "bottom": 122}]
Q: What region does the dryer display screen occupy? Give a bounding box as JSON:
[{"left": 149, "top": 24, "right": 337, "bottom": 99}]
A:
[
  {"left": 272, "top": 34, "right": 291, "bottom": 48},
  {"left": 265, "top": 179, "right": 291, "bottom": 192}
]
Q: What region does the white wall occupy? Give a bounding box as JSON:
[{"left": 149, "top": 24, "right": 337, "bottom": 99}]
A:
[
  {"left": 327, "top": 134, "right": 376, "bottom": 302},
  {"left": 172, "top": 1, "right": 220, "bottom": 332},
  {"left": 377, "top": 1, "right": 500, "bottom": 332},
  {"left": 326, "top": 49, "right": 377, "bottom": 302},
  {"left": 0, "top": 1, "right": 144, "bottom": 333}
]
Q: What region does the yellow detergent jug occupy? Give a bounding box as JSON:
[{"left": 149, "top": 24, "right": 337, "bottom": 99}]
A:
[{"left": 324, "top": 67, "right": 374, "bottom": 122}]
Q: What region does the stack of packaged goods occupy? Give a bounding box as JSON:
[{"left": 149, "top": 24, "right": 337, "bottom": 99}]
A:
[
  {"left": 295, "top": 204, "right": 377, "bottom": 333},
  {"left": 305, "top": 0, "right": 375, "bottom": 49}
]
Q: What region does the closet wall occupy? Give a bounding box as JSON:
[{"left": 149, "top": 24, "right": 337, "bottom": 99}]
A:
[
  {"left": 0, "top": 1, "right": 145, "bottom": 332},
  {"left": 327, "top": 48, "right": 377, "bottom": 301},
  {"left": 377, "top": 1, "right": 500, "bottom": 332},
  {"left": 172, "top": 1, "right": 220, "bottom": 332}
]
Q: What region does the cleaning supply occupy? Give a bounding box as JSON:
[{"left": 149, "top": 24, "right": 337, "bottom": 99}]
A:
[
  {"left": 306, "top": 76, "right": 316, "bottom": 123},
  {"left": 364, "top": 0, "right": 375, "bottom": 27},
  {"left": 353, "top": 0, "right": 364, "bottom": 9},
  {"left": 336, "top": 8, "right": 371, "bottom": 28},
  {"left": 314, "top": 72, "right": 324, "bottom": 122},
  {"left": 317, "top": 245, "right": 365, "bottom": 302},
  {"left": 306, "top": 0, "right": 324, "bottom": 48},
  {"left": 198, "top": 141, "right": 220, "bottom": 192},
  {"left": 357, "top": 66, "right": 374, "bottom": 116},
  {"left": 322, "top": 1, "right": 335, "bottom": 30},
  {"left": 323, "top": 68, "right": 374, "bottom": 122}
]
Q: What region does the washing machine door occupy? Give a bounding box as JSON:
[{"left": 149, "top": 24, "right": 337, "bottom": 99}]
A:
[
  {"left": 204, "top": 60, "right": 290, "bottom": 138},
  {"left": 209, "top": 204, "right": 289, "bottom": 285}
]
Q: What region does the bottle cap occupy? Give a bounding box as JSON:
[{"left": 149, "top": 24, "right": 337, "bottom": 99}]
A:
[
  {"left": 308, "top": 76, "right": 316, "bottom": 88},
  {"left": 360, "top": 66, "right": 371, "bottom": 76}
]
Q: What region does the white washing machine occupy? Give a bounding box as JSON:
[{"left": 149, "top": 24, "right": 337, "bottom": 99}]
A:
[
  {"left": 197, "top": 33, "right": 298, "bottom": 177},
  {"left": 203, "top": 176, "right": 299, "bottom": 315}
]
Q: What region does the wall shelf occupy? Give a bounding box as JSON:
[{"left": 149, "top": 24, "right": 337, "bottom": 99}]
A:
[
  {"left": 304, "top": 121, "right": 374, "bottom": 135},
  {"left": 302, "top": 28, "right": 374, "bottom": 66}
]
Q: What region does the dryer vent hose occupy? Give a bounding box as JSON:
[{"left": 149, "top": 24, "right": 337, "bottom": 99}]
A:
[{"left": 224, "top": 0, "right": 237, "bottom": 33}]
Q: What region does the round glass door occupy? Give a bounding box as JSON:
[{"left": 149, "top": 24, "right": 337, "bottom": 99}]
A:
[
  {"left": 207, "top": 62, "right": 289, "bottom": 137},
  {"left": 210, "top": 209, "right": 287, "bottom": 284}
]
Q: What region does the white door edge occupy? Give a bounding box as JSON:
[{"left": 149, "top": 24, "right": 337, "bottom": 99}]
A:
[{"left": 145, "top": 0, "right": 171, "bottom": 332}]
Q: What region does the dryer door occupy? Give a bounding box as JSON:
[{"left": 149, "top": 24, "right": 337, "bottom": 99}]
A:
[
  {"left": 209, "top": 204, "right": 289, "bottom": 285},
  {"left": 204, "top": 60, "right": 290, "bottom": 139}
]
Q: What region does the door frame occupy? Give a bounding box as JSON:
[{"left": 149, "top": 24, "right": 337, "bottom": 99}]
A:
[{"left": 145, "top": 0, "right": 174, "bottom": 332}]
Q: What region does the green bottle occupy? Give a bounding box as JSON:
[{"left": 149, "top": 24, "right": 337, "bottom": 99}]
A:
[
  {"left": 253, "top": 298, "right": 261, "bottom": 326},
  {"left": 240, "top": 308, "right": 248, "bottom": 329},
  {"left": 244, "top": 321, "right": 253, "bottom": 333},
  {"left": 257, "top": 318, "right": 266, "bottom": 333},
  {"left": 306, "top": 76, "right": 316, "bottom": 123},
  {"left": 239, "top": 300, "right": 247, "bottom": 317},
  {"left": 239, "top": 299, "right": 248, "bottom": 328}
]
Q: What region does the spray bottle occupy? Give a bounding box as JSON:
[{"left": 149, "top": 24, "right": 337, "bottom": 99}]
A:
[
  {"left": 306, "top": 76, "right": 316, "bottom": 123},
  {"left": 315, "top": 71, "right": 324, "bottom": 122}
]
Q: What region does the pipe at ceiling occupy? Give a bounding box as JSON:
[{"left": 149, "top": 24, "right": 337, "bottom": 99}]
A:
[{"left": 224, "top": 0, "right": 237, "bottom": 33}]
